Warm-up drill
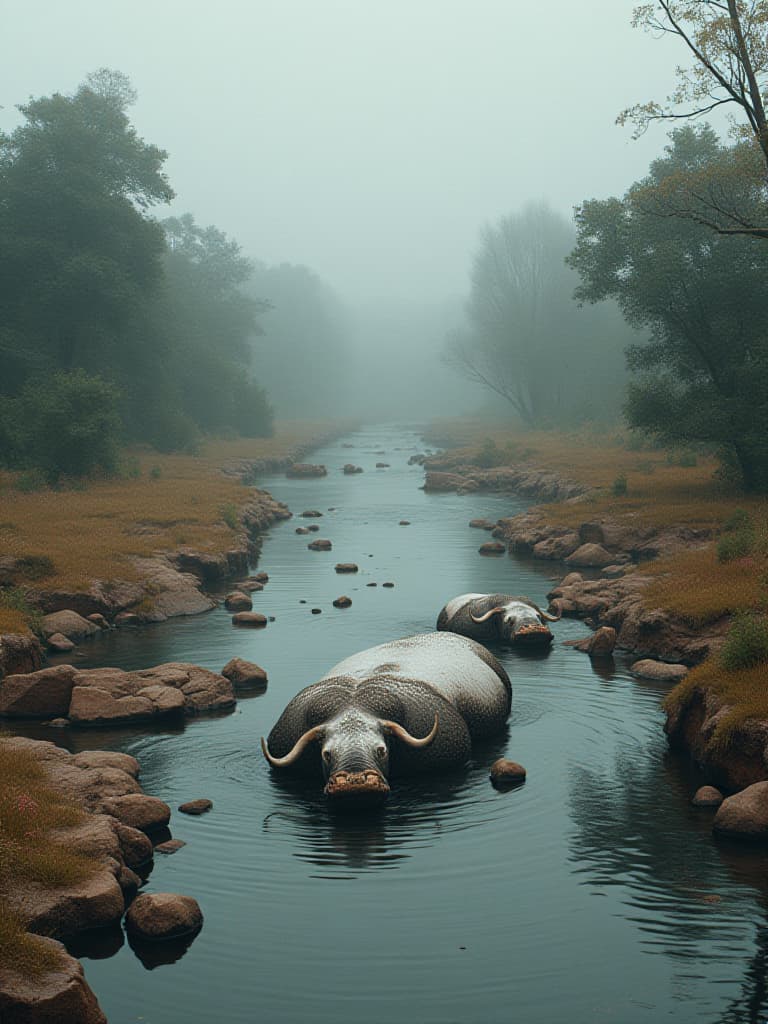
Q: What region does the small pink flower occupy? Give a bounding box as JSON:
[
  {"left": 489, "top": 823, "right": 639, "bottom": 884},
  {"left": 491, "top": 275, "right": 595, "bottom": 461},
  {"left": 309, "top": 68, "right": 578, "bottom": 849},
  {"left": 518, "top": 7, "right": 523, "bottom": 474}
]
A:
[{"left": 16, "top": 794, "right": 39, "bottom": 816}]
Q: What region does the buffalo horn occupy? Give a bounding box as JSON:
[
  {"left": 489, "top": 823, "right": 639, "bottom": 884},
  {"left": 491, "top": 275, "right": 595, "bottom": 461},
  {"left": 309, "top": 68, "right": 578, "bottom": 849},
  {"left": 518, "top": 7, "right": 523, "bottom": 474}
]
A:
[
  {"left": 380, "top": 714, "right": 439, "bottom": 748},
  {"left": 526, "top": 598, "right": 562, "bottom": 622},
  {"left": 261, "top": 726, "right": 324, "bottom": 768},
  {"left": 470, "top": 606, "right": 505, "bottom": 624}
]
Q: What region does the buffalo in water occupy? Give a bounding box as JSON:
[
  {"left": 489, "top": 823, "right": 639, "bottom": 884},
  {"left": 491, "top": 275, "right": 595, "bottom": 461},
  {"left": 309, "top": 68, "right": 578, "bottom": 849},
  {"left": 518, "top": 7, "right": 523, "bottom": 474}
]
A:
[
  {"left": 261, "top": 632, "right": 511, "bottom": 806},
  {"left": 437, "top": 593, "right": 561, "bottom": 646}
]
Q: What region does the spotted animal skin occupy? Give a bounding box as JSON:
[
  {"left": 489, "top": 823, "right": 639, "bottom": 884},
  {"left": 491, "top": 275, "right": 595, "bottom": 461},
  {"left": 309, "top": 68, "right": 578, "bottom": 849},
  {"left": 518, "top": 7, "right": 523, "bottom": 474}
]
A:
[
  {"left": 436, "top": 593, "right": 559, "bottom": 646},
  {"left": 262, "top": 632, "right": 511, "bottom": 803}
]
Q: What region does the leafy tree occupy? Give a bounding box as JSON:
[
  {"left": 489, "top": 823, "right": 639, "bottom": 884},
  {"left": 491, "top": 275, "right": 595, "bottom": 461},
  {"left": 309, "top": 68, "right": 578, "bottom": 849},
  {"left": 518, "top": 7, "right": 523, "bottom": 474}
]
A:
[
  {"left": 445, "top": 203, "right": 629, "bottom": 428},
  {"left": 569, "top": 125, "right": 768, "bottom": 491},
  {"left": 0, "top": 71, "right": 173, "bottom": 388},
  {"left": 620, "top": 1, "right": 768, "bottom": 238},
  {"left": 6, "top": 370, "right": 121, "bottom": 483}
]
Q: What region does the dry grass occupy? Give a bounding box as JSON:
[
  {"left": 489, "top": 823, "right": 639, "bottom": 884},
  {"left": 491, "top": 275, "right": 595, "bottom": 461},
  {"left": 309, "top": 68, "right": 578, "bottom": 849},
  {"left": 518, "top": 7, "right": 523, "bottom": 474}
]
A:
[
  {"left": 662, "top": 660, "right": 768, "bottom": 751},
  {"left": 0, "top": 741, "right": 98, "bottom": 976},
  {"left": 0, "top": 607, "right": 32, "bottom": 634},
  {"left": 0, "top": 421, "right": 342, "bottom": 596}
]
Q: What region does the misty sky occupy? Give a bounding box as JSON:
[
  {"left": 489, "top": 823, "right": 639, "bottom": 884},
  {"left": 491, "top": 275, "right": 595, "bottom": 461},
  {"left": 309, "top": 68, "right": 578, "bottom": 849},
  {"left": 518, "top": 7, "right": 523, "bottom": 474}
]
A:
[{"left": 3, "top": 1, "right": 686, "bottom": 308}]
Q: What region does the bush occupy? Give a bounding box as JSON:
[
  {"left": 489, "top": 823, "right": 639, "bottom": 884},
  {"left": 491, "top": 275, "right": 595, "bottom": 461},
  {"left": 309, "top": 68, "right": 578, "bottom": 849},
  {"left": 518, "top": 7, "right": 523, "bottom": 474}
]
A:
[
  {"left": 721, "top": 613, "right": 768, "bottom": 671},
  {"left": 724, "top": 509, "right": 752, "bottom": 533},
  {"left": 612, "top": 473, "right": 628, "bottom": 497},
  {"left": 717, "top": 528, "right": 755, "bottom": 562},
  {"left": 221, "top": 503, "right": 239, "bottom": 530},
  {"left": 15, "top": 371, "right": 121, "bottom": 484}
]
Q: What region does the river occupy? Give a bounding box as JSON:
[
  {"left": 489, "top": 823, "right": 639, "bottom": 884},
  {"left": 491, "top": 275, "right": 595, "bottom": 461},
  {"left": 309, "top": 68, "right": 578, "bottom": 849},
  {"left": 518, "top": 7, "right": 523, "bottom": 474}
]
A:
[{"left": 30, "top": 425, "right": 768, "bottom": 1023}]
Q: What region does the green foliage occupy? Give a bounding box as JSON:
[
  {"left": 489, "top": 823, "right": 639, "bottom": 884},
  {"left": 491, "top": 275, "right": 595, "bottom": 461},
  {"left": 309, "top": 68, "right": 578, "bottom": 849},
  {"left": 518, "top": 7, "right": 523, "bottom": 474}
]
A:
[
  {"left": 221, "top": 503, "right": 239, "bottom": 530},
  {"left": 612, "top": 473, "right": 628, "bottom": 497},
  {"left": 717, "top": 529, "right": 755, "bottom": 562},
  {"left": 569, "top": 126, "right": 768, "bottom": 492},
  {"left": 0, "top": 587, "right": 43, "bottom": 634},
  {"left": 721, "top": 613, "right": 768, "bottom": 671},
  {"left": 149, "top": 465, "right": 162, "bottom": 480},
  {"left": 724, "top": 509, "right": 753, "bottom": 533},
  {"left": 13, "top": 470, "right": 47, "bottom": 493}
]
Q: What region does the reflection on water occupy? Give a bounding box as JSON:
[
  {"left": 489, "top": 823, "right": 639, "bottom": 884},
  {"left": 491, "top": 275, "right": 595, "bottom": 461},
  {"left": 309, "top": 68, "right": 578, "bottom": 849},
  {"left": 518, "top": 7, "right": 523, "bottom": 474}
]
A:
[{"left": 11, "top": 424, "right": 768, "bottom": 1023}]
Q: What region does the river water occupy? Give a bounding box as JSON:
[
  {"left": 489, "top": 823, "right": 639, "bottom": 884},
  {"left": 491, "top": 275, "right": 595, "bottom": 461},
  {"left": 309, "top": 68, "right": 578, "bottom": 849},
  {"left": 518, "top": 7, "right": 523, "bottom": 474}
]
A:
[{"left": 27, "top": 425, "right": 768, "bottom": 1023}]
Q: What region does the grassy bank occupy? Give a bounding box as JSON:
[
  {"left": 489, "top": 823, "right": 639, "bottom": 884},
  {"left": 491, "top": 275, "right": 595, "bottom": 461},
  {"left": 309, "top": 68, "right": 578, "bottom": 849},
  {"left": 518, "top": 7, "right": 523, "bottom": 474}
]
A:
[
  {"left": 427, "top": 420, "right": 768, "bottom": 740},
  {"left": 0, "top": 740, "right": 98, "bottom": 976},
  {"left": 0, "top": 421, "right": 346, "bottom": 629}
]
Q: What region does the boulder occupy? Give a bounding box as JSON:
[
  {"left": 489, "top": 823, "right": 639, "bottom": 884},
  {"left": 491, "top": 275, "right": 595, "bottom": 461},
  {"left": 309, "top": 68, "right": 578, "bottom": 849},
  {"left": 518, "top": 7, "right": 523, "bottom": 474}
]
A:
[
  {"left": 489, "top": 759, "right": 527, "bottom": 786},
  {"left": 333, "top": 596, "right": 352, "bottom": 608},
  {"left": 565, "top": 543, "right": 616, "bottom": 568},
  {"left": 286, "top": 463, "right": 327, "bottom": 478},
  {"left": 0, "top": 665, "right": 77, "bottom": 718},
  {"left": 532, "top": 533, "right": 580, "bottom": 560},
  {"left": 155, "top": 838, "right": 186, "bottom": 855},
  {"left": 335, "top": 563, "right": 358, "bottom": 573},
  {"left": 238, "top": 580, "right": 263, "bottom": 593},
  {"left": 178, "top": 798, "right": 213, "bottom": 815},
  {"left": 343, "top": 464, "right": 363, "bottom": 474},
  {"left": 112, "top": 822, "right": 154, "bottom": 869},
  {"left": 22, "top": 863, "right": 125, "bottom": 940},
  {"left": 578, "top": 522, "right": 605, "bottom": 545},
  {"left": 308, "top": 539, "right": 332, "bottom": 551},
  {"left": 72, "top": 751, "right": 140, "bottom": 778},
  {"left": 559, "top": 572, "right": 584, "bottom": 588},
  {"left": 469, "top": 519, "right": 495, "bottom": 530},
  {"left": 693, "top": 786, "right": 724, "bottom": 808},
  {"left": 114, "top": 612, "right": 141, "bottom": 627},
  {"left": 224, "top": 591, "right": 252, "bottom": 612},
  {"left": 232, "top": 612, "right": 268, "bottom": 628},
  {"left": 125, "top": 893, "right": 203, "bottom": 942},
  {"left": 221, "top": 657, "right": 268, "bottom": 689},
  {"left": 86, "top": 613, "right": 110, "bottom": 629},
  {"left": 382, "top": 582, "right": 395, "bottom": 588},
  {"left": 479, "top": 542, "right": 506, "bottom": 556},
  {"left": 295, "top": 527, "right": 310, "bottom": 535},
  {"left": 375, "top": 462, "right": 390, "bottom": 468},
  {"left": 311, "top": 608, "right": 322, "bottom": 615},
  {"left": 422, "top": 471, "right": 470, "bottom": 493},
  {"left": 300, "top": 510, "right": 323, "bottom": 518},
  {"left": 67, "top": 685, "right": 184, "bottom": 726},
  {"left": 713, "top": 782, "right": 768, "bottom": 840},
  {"left": 40, "top": 610, "right": 99, "bottom": 643},
  {"left": 570, "top": 626, "right": 617, "bottom": 657},
  {"left": 47, "top": 633, "right": 75, "bottom": 653},
  {"left": 399, "top": 520, "right": 410, "bottom": 526},
  {"left": 630, "top": 660, "right": 688, "bottom": 682},
  {"left": 0, "top": 633, "right": 43, "bottom": 677},
  {"left": 67, "top": 663, "right": 234, "bottom": 720},
  {"left": 0, "top": 937, "right": 107, "bottom": 1024},
  {"left": 253, "top": 572, "right": 269, "bottom": 583},
  {"left": 100, "top": 794, "right": 171, "bottom": 834},
  {"left": 307, "top": 524, "right": 320, "bottom": 532}
]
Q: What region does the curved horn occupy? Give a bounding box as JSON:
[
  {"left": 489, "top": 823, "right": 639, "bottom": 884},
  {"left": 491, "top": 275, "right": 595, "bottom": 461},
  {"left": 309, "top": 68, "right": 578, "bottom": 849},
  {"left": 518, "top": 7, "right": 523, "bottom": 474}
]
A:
[
  {"left": 470, "top": 606, "right": 505, "bottom": 624},
  {"left": 261, "top": 726, "right": 323, "bottom": 768},
  {"left": 524, "top": 598, "right": 562, "bottom": 623},
  {"left": 380, "top": 714, "right": 439, "bottom": 749}
]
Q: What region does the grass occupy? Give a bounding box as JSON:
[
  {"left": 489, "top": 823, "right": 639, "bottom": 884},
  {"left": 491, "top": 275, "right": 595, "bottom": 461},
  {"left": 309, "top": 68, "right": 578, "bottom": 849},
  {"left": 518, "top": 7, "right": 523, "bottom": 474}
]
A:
[
  {"left": 0, "top": 740, "right": 100, "bottom": 976},
  {"left": 0, "top": 422, "right": 344, "bottom": 616}
]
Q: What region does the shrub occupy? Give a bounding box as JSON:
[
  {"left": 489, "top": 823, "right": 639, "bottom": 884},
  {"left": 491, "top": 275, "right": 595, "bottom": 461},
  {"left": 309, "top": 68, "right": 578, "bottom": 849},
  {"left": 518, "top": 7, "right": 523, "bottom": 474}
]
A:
[
  {"left": 724, "top": 508, "right": 752, "bottom": 533},
  {"left": 717, "top": 528, "right": 755, "bottom": 562},
  {"left": 221, "top": 502, "right": 239, "bottom": 530},
  {"left": 721, "top": 613, "right": 768, "bottom": 671},
  {"left": 14, "top": 469, "right": 47, "bottom": 493},
  {"left": 149, "top": 465, "right": 162, "bottom": 480},
  {"left": 0, "top": 587, "right": 42, "bottom": 634},
  {"left": 612, "top": 473, "right": 628, "bottom": 497}
]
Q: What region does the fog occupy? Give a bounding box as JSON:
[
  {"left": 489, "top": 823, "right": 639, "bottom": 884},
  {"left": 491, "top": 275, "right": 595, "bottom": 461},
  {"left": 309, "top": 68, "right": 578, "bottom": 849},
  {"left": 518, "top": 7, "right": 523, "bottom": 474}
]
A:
[{"left": 1, "top": 0, "right": 690, "bottom": 422}]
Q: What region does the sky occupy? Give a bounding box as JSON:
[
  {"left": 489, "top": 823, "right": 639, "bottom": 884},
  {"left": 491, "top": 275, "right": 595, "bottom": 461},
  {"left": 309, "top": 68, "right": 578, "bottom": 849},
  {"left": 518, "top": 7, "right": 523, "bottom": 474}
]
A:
[{"left": 1, "top": 0, "right": 688, "bottom": 311}]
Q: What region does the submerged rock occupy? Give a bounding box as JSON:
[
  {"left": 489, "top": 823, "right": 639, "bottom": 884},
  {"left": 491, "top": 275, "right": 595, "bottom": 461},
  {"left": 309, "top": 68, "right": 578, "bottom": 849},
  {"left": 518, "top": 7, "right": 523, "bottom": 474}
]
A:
[
  {"left": 286, "top": 464, "right": 327, "bottom": 478},
  {"left": 224, "top": 591, "right": 252, "bottom": 612},
  {"left": 489, "top": 759, "right": 527, "bottom": 786},
  {"left": 308, "top": 539, "right": 332, "bottom": 551},
  {"left": 713, "top": 782, "right": 768, "bottom": 840},
  {"left": 333, "top": 596, "right": 352, "bottom": 608},
  {"left": 630, "top": 660, "right": 688, "bottom": 682},
  {"left": 479, "top": 542, "right": 506, "bottom": 556},
  {"left": 221, "top": 658, "right": 267, "bottom": 689},
  {"left": 693, "top": 786, "right": 724, "bottom": 808},
  {"left": 335, "top": 563, "right": 358, "bottom": 573},
  {"left": 178, "top": 799, "right": 213, "bottom": 816},
  {"left": 125, "top": 893, "right": 203, "bottom": 942},
  {"left": 232, "top": 612, "right": 268, "bottom": 628}
]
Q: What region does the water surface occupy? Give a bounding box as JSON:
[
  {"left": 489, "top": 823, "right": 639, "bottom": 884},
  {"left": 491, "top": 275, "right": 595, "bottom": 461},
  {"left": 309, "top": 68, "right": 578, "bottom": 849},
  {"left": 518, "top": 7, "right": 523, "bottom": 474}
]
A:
[{"left": 27, "top": 426, "right": 768, "bottom": 1023}]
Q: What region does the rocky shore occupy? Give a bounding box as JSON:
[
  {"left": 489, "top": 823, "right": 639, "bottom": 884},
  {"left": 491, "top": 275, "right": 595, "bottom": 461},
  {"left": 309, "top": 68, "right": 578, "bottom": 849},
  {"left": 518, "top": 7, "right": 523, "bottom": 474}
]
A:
[{"left": 0, "top": 736, "right": 194, "bottom": 1023}]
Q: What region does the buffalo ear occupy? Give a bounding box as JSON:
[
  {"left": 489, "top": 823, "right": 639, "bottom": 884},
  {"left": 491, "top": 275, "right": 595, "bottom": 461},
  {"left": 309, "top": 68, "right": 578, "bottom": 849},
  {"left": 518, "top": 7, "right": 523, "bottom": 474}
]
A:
[{"left": 379, "top": 714, "right": 439, "bottom": 748}]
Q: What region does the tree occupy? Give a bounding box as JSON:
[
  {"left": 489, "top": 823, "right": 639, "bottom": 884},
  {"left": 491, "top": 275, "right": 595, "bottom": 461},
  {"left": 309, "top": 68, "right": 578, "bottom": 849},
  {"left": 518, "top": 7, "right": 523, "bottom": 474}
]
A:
[
  {"left": 621, "top": 1, "right": 768, "bottom": 237},
  {"left": 568, "top": 125, "right": 768, "bottom": 491},
  {"left": 0, "top": 71, "right": 173, "bottom": 387},
  {"left": 445, "top": 203, "right": 629, "bottom": 428}
]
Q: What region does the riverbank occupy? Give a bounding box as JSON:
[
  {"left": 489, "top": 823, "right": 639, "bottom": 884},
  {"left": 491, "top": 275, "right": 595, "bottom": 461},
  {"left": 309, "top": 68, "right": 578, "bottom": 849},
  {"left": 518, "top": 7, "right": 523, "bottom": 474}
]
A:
[
  {"left": 0, "top": 421, "right": 351, "bottom": 671},
  {"left": 420, "top": 420, "right": 768, "bottom": 790}
]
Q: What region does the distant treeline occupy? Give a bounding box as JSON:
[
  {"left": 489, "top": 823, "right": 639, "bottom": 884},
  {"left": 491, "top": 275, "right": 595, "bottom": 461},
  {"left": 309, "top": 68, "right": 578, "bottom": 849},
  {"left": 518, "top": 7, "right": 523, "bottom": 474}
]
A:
[{"left": 0, "top": 70, "right": 349, "bottom": 481}]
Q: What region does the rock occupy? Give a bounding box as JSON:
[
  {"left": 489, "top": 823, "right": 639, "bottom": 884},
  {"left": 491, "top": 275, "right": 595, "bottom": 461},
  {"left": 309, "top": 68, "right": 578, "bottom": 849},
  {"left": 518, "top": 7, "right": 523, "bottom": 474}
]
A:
[
  {"left": 0, "top": 633, "right": 43, "bottom": 677},
  {"left": 112, "top": 822, "right": 154, "bottom": 869},
  {"left": 47, "top": 718, "right": 70, "bottom": 728},
  {"left": 300, "top": 510, "right": 323, "bottom": 518},
  {"left": 295, "top": 527, "right": 310, "bottom": 534},
  {"left": 114, "top": 612, "right": 141, "bottom": 627},
  {"left": 221, "top": 657, "right": 267, "bottom": 689},
  {"left": 311, "top": 608, "right": 322, "bottom": 615},
  {"left": 570, "top": 626, "right": 617, "bottom": 657},
  {"left": 0, "top": 665, "right": 77, "bottom": 718},
  {"left": 601, "top": 565, "right": 627, "bottom": 577},
  {"left": 308, "top": 539, "right": 332, "bottom": 551},
  {"left": 366, "top": 582, "right": 378, "bottom": 587},
  {"left": 333, "top": 596, "right": 352, "bottom": 608},
  {"left": 693, "top": 786, "right": 724, "bottom": 808},
  {"left": 560, "top": 572, "right": 584, "bottom": 588},
  {"left": 0, "top": 936, "right": 107, "bottom": 1024},
  {"left": 399, "top": 520, "right": 410, "bottom": 525},
  {"left": 382, "top": 582, "right": 395, "bottom": 588},
  {"left": 22, "top": 859, "right": 126, "bottom": 939},
  {"left": 630, "top": 659, "right": 688, "bottom": 682},
  {"left": 286, "top": 463, "right": 327, "bottom": 478},
  {"left": 489, "top": 759, "right": 527, "bottom": 786},
  {"left": 155, "top": 838, "right": 186, "bottom": 855},
  {"left": 343, "top": 464, "right": 363, "bottom": 474},
  {"left": 125, "top": 892, "right": 203, "bottom": 942},
  {"left": 565, "top": 543, "right": 616, "bottom": 568},
  {"left": 100, "top": 794, "right": 171, "bottom": 834},
  {"left": 238, "top": 580, "right": 263, "bottom": 592},
  {"left": 66, "top": 663, "right": 234, "bottom": 720},
  {"left": 86, "top": 613, "right": 110, "bottom": 629},
  {"left": 40, "top": 610, "right": 99, "bottom": 643},
  {"left": 72, "top": 750, "right": 140, "bottom": 778},
  {"left": 224, "top": 591, "right": 252, "bottom": 612},
  {"left": 713, "top": 782, "right": 768, "bottom": 840},
  {"left": 335, "top": 563, "right": 359, "bottom": 573},
  {"left": 479, "top": 542, "right": 506, "bottom": 556},
  {"left": 532, "top": 532, "right": 580, "bottom": 560},
  {"left": 307, "top": 524, "right": 320, "bottom": 532},
  {"left": 67, "top": 684, "right": 185, "bottom": 726},
  {"left": 47, "top": 633, "right": 76, "bottom": 653},
  {"left": 578, "top": 522, "right": 605, "bottom": 545},
  {"left": 469, "top": 519, "right": 495, "bottom": 530},
  {"left": 422, "top": 471, "right": 472, "bottom": 493},
  {"left": 232, "top": 612, "right": 268, "bottom": 628},
  {"left": 178, "top": 799, "right": 213, "bottom": 815},
  {"left": 375, "top": 462, "right": 390, "bottom": 468},
  {"left": 253, "top": 572, "right": 269, "bottom": 583}
]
